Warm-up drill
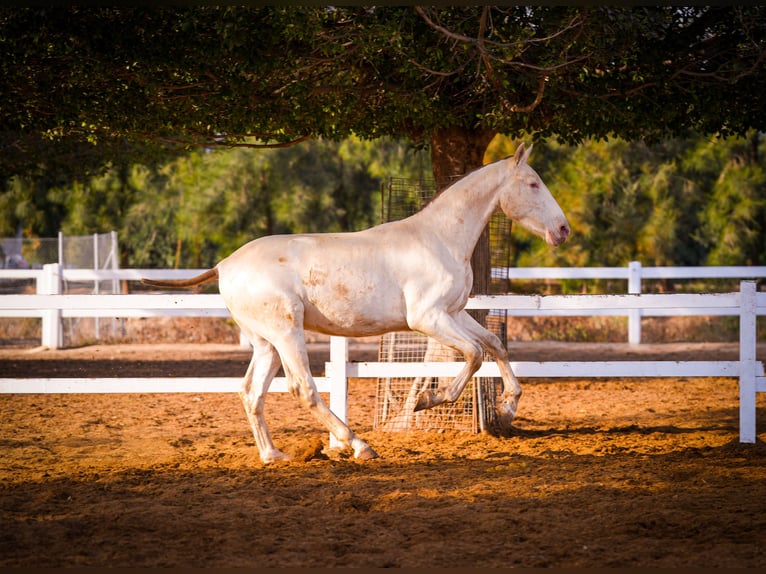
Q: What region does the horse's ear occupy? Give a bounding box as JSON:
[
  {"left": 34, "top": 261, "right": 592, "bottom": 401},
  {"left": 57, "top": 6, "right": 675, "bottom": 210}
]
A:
[
  {"left": 514, "top": 142, "right": 533, "bottom": 166},
  {"left": 523, "top": 143, "right": 533, "bottom": 163}
]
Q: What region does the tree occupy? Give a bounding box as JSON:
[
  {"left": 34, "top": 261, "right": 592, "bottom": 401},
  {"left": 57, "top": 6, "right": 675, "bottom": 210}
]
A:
[
  {"left": 3, "top": 7, "right": 764, "bottom": 177},
  {"left": 2, "top": 6, "right": 765, "bottom": 297},
  {"left": 700, "top": 139, "right": 766, "bottom": 266}
]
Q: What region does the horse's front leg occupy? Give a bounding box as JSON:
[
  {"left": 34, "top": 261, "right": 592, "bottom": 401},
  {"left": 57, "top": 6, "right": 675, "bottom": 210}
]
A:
[
  {"left": 456, "top": 311, "right": 522, "bottom": 429},
  {"left": 410, "top": 312, "right": 485, "bottom": 412}
]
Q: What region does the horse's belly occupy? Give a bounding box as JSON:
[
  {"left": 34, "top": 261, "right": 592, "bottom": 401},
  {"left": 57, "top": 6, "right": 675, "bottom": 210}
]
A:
[{"left": 302, "top": 284, "right": 407, "bottom": 336}]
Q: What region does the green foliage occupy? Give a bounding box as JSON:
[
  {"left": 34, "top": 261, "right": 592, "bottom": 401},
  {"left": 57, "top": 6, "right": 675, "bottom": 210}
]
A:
[
  {"left": 1, "top": 6, "right": 765, "bottom": 182},
  {"left": 11, "top": 137, "right": 429, "bottom": 268},
  {"left": 4, "top": 130, "right": 765, "bottom": 279},
  {"left": 702, "top": 157, "right": 766, "bottom": 265},
  {"left": 486, "top": 131, "right": 766, "bottom": 280}
]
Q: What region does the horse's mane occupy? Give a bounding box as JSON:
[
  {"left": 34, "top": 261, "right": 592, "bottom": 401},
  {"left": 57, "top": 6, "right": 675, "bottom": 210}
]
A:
[{"left": 418, "top": 156, "right": 509, "bottom": 214}]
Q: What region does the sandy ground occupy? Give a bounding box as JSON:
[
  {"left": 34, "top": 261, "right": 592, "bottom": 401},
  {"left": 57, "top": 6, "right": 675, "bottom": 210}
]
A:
[{"left": 1, "top": 341, "right": 766, "bottom": 567}]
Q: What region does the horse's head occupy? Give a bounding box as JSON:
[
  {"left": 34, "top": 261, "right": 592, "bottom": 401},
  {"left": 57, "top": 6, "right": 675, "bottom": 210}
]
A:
[{"left": 498, "top": 143, "right": 570, "bottom": 247}]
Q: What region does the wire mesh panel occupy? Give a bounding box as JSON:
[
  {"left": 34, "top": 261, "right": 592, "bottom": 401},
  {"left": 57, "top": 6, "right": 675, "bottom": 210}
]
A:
[
  {"left": 0, "top": 231, "right": 118, "bottom": 280},
  {"left": 1, "top": 231, "right": 121, "bottom": 345},
  {"left": 60, "top": 232, "right": 120, "bottom": 294},
  {"left": 374, "top": 331, "right": 510, "bottom": 432},
  {"left": 374, "top": 177, "right": 513, "bottom": 433},
  {"left": 59, "top": 232, "right": 121, "bottom": 346},
  {"left": 375, "top": 332, "right": 471, "bottom": 432}
]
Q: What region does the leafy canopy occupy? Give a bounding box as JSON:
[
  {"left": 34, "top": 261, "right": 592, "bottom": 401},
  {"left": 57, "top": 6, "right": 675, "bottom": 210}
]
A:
[{"left": 2, "top": 6, "right": 765, "bottom": 181}]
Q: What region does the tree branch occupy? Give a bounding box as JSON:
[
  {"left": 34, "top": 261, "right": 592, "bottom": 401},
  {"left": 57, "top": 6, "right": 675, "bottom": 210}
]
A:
[
  {"left": 414, "top": 6, "right": 478, "bottom": 46},
  {"left": 145, "top": 133, "right": 313, "bottom": 149},
  {"left": 506, "top": 74, "right": 547, "bottom": 113},
  {"left": 414, "top": 6, "right": 586, "bottom": 115}
]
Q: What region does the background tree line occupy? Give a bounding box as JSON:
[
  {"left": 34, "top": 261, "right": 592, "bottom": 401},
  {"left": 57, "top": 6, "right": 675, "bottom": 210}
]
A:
[
  {"left": 1, "top": 130, "right": 763, "bottom": 273},
  {"left": 487, "top": 130, "right": 766, "bottom": 270},
  {"left": 0, "top": 137, "right": 431, "bottom": 268}
]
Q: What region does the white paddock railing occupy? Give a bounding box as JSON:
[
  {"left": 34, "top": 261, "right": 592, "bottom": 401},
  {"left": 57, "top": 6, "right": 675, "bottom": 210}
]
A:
[
  {"left": 4, "top": 261, "right": 766, "bottom": 346},
  {"left": 0, "top": 265, "right": 231, "bottom": 348},
  {"left": 497, "top": 260, "right": 766, "bottom": 344},
  {"left": 0, "top": 277, "right": 764, "bottom": 443}
]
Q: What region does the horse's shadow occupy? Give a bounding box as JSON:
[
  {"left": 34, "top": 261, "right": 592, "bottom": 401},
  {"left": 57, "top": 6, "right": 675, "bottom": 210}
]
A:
[{"left": 493, "top": 421, "right": 739, "bottom": 439}]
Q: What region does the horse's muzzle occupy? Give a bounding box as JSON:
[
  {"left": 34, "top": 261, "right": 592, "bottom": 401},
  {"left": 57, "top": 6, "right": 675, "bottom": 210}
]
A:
[{"left": 546, "top": 223, "right": 571, "bottom": 246}]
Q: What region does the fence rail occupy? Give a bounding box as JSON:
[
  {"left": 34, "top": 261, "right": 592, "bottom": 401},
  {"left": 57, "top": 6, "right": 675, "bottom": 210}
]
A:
[
  {"left": 1, "top": 267, "right": 764, "bottom": 443},
  {"left": 4, "top": 261, "right": 766, "bottom": 346}
]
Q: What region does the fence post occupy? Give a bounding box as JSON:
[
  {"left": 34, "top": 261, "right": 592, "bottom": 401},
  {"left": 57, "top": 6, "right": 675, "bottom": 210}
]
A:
[
  {"left": 40, "top": 263, "right": 62, "bottom": 349},
  {"left": 110, "top": 230, "right": 124, "bottom": 336},
  {"left": 628, "top": 261, "right": 642, "bottom": 345},
  {"left": 93, "top": 233, "right": 100, "bottom": 340},
  {"left": 57, "top": 231, "right": 64, "bottom": 266},
  {"left": 739, "top": 280, "right": 757, "bottom": 443},
  {"left": 328, "top": 336, "right": 349, "bottom": 449}
]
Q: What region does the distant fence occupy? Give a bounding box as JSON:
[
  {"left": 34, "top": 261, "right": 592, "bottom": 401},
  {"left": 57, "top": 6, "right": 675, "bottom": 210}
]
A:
[
  {"left": 0, "top": 264, "right": 764, "bottom": 443},
  {"left": 0, "top": 231, "right": 118, "bottom": 273},
  {"left": 496, "top": 260, "right": 766, "bottom": 343},
  {"left": 0, "top": 232, "right": 121, "bottom": 342},
  {"left": 0, "top": 265, "right": 234, "bottom": 348},
  {"left": 2, "top": 261, "right": 766, "bottom": 346}
]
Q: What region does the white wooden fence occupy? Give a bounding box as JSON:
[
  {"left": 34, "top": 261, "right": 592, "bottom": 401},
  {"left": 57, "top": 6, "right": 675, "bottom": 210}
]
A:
[
  {"left": 4, "top": 261, "right": 766, "bottom": 347},
  {"left": 495, "top": 260, "right": 766, "bottom": 344},
  {"left": 1, "top": 263, "right": 765, "bottom": 443}
]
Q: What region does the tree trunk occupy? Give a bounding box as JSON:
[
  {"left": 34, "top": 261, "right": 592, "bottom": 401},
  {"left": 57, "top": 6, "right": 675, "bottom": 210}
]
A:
[
  {"left": 429, "top": 126, "right": 497, "bottom": 324},
  {"left": 429, "top": 126, "right": 497, "bottom": 188}
]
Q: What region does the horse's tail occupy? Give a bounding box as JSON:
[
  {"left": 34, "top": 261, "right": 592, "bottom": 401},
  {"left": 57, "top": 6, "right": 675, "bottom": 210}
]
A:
[{"left": 141, "top": 268, "right": 219, "bottom": 288}]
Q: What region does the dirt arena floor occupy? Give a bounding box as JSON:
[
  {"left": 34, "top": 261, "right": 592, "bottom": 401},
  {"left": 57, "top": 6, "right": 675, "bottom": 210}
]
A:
[{"left": 2, "top": 341, "right": 766, "bottom": 567}]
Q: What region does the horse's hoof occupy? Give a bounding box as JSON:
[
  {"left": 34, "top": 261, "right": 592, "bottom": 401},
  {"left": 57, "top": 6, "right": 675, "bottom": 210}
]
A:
[
  {"left": 355, "top": 444, "right": 379, "bottom": 461},
  {"left": 414, "top": 391, "right": 435, "bottom": 412},
  {"left": 495, "top": 408, "right": 515, "bottom": 430},
  {"left": 495, "top": 393, "right": 519, "bottom": 429},
  {"left": 261, "top": 449, "right": 291, "bottom": 464}
]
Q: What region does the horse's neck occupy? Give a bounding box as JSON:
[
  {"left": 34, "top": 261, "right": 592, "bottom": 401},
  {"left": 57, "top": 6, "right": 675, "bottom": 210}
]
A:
[{"left": 412, "top": 162, "right": 504, "bottom": 263}]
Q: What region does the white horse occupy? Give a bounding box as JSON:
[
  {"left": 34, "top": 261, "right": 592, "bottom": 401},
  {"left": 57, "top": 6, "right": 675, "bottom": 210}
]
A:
[{"left": 142, "top": 143, "right": 570, "bottom": 463}]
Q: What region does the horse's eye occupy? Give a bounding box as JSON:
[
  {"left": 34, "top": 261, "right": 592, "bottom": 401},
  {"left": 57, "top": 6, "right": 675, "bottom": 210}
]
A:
[{"left": 530, "top": 181, "right": 539, "bottom": 189}]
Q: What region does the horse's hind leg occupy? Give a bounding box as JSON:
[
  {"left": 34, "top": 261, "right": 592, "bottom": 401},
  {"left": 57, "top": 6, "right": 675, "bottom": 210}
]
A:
[
  {"left": 239, "top": 334, "right": 289, "bottom": 464},
  {"left": 273, "top": 327, "right": 378, "bottom": 461}
]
